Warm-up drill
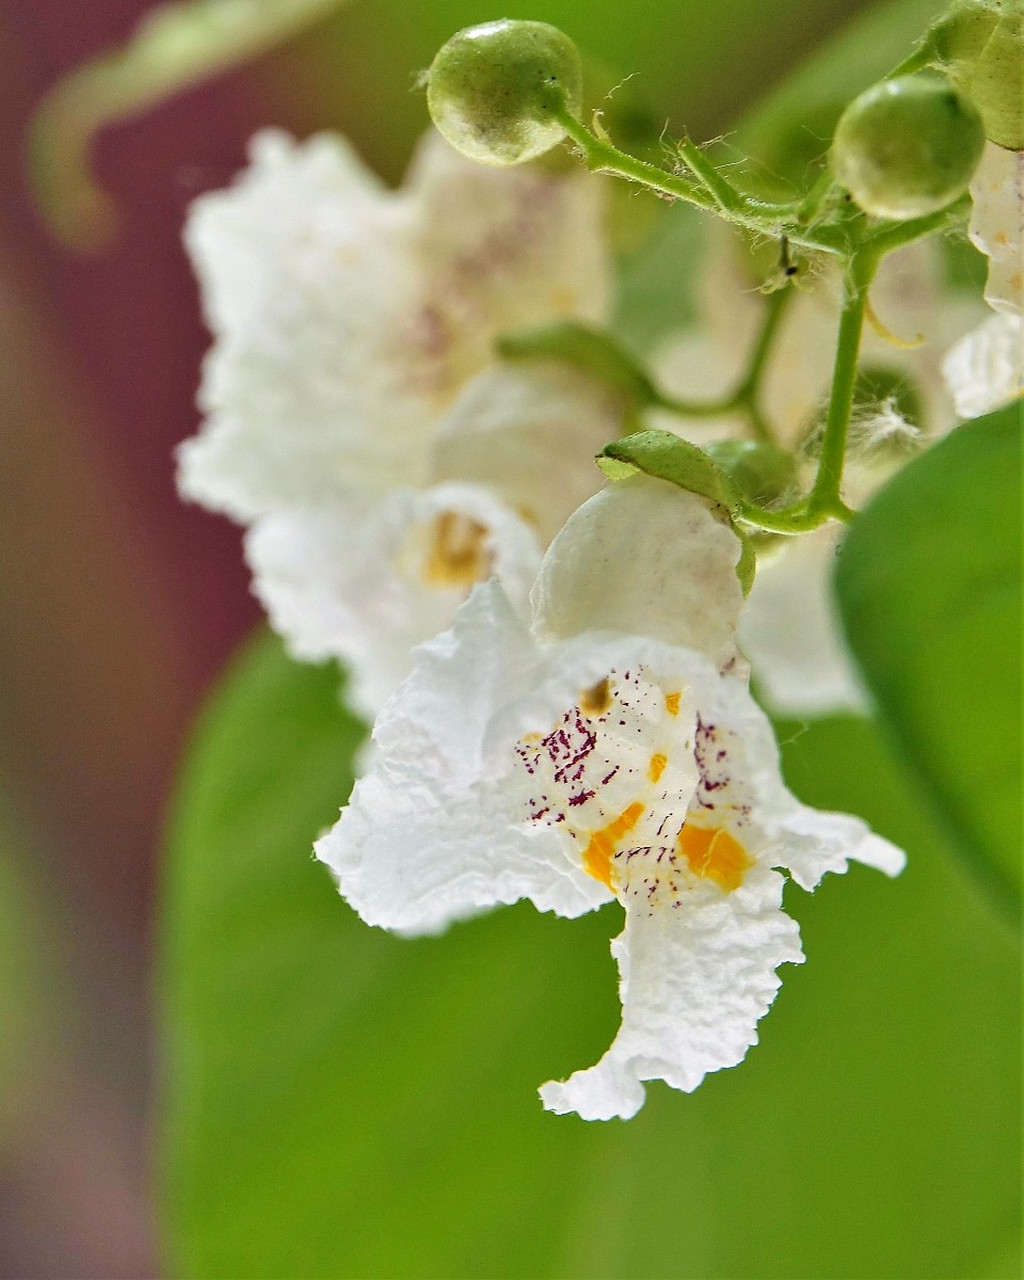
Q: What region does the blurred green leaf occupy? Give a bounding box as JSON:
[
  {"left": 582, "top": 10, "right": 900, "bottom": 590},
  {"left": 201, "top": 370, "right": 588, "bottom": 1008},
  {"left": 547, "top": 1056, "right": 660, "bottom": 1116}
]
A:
[
  {"left": 159, "top": 632, "right": 1019, "bottom": 1278},
  {"left": 28, "top": 0, "right": 351, "bottom": 250},
  {"left": 835, "top": 405, "right": 1023, "bottom": 912}
]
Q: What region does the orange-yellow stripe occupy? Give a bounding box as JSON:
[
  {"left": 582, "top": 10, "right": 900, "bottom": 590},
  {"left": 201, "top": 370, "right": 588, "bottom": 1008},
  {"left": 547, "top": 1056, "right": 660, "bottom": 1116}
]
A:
[
  {"left": 582, "top": 802, "right": 645, "bottom": 889},
  {"left": 678, "top": 824, "right": 752, "bottom": 893}
]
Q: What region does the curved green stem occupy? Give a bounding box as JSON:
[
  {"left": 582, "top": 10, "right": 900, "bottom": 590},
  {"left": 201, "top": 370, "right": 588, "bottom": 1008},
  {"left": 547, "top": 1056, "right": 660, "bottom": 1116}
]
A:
[
  {"left": 653, "top": 283, "right": 793, "bottom": 443},
  {"left": 555, "top": 109, "right": 848, "bottom": 255},
  {"left": 737, "top": 252, "right": 876, "bottom": 534}
]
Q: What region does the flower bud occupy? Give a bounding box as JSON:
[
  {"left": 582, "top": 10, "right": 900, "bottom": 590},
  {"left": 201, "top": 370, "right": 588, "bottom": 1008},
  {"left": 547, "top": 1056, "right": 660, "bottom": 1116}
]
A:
[
  {"left": 830, "top": 74, "right": 986, "bottom": 219},
  {"left": 926, "top": 0, "right": 1024, "bottom": 150},
  {"left": 426, "top": 19, "right": 583, "bottom": 166}
]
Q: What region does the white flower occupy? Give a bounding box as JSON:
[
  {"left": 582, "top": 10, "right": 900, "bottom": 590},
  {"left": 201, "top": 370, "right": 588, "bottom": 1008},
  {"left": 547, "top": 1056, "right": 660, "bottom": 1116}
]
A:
[
  {"left": 317, "top": 478, "right": 904, "bottom": 1120},
  {"left": 178, "top": 127, "right": 617, "bottom": 715},
  {"left": 737, "top": 527, "right": 871, "bottom": 718},
  {"left": 942, "top": 311, "right": 1024, "bottom": 419},
  {"left": 968, "top": 142, "right": 1024, "bottom": 317}
]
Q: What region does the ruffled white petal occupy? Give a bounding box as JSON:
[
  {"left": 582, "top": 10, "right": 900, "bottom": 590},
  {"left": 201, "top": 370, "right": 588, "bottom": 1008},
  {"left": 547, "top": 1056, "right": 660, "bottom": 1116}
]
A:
[
  {"left": 738, "top": 526, "right": 871, "bottom": 718},
  {"left": 316, "top": 583, "right": 614, "bottom": 935},
  {"left": 968, "top": 143, "right": 1024, "bottom": 316},
  {"left": 942, "top": 312, "right": 1024, "bottom": 419},
  {"left": 429, "top": 362, "right": 625, "bottom": 543},
  {"left": 404, "top": 131, "right": 611, "bottom": 355},
  {"left": 321, "top": 558, "right": 904, "bottom": 1113},
  {"left": 531, "top": 475, "right": 745, "bottom": 669},
  {"left": 179, "top": 128, "right": 612, "bottom": 520},
  {"left": 695, "top": 667, "right": 906, "bottom": 888},
  {"left": 245, "top": 484, "right": 542, "bottom": 720},
  {"left": 539, "top": 863, "right": 803, "bottom": 1120}
]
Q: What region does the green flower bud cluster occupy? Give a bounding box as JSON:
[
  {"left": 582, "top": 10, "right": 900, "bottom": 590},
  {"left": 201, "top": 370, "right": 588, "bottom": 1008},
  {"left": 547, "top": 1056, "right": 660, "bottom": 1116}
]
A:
[
  {"left": 830, "top": 74, "right": 986, "bottom": 219},
  {"left": 924, "top": 0, "right": 1024, "bottom": 150},
  {"left": 426, "top": 19, "right": 582, "bottom": 166}
]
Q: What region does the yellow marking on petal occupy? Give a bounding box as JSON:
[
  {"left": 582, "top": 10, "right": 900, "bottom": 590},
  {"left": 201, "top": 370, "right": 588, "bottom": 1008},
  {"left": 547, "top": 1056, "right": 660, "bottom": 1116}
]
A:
[
  {"left": 664, "top": 691, "right": 681, "bottom": 716},
  {"left": 421, "top": 511, "right": 492, "bottom": 590},
  {"left": 582, "top": 802, "right": 645, "bottom": 890},
  {"left": 580, "top": 676, "right": 613, "bottom": 717},
  {"left": 648, "top": 752, "right": 668, "bottom": 784},
  {"left": 678, "top": 824, "right": 753, "bottom": 893}
]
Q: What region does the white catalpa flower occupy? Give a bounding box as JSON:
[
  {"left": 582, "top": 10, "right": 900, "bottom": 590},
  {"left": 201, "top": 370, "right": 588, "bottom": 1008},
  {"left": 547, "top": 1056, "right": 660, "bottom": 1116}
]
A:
[
  {"left": 317, "top": 477, "right": 904, "bottom": 1120},
  {"left": 968, "top": 142, "right": 1024, "bottom": 316},
  {"left": 178, "top": 127, "right": 616, "bottom": 716},
  {"left": 942, "top": 311, "right": 1024, "bottom": 418},
  {"left": 653, "top": 230, "right": 981, "bottom": 717}
]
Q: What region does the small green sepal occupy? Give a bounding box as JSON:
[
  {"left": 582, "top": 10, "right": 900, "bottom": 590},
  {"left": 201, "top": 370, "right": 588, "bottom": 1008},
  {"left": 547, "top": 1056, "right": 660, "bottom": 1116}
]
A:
[
  {"left": 734, "top": 530, "right": 758, "bottom": 596},
  {"left": 597, "top": 429, "right": 741, "bottom": 514},
  {"left": 426, "top": 19, "right": 582, "bottom": 166}
]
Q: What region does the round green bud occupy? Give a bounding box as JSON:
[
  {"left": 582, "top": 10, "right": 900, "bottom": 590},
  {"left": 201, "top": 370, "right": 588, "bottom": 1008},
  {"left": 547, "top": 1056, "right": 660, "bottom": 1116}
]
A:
[
  {"left": 926, "top": 0, "right": 1024, "bottom": 150},
  {"left": 830, "top": 74, "right": 986, "bottom": 219},
  {"left": 426, "top": 19, "right": 582, "bottom": 166}
]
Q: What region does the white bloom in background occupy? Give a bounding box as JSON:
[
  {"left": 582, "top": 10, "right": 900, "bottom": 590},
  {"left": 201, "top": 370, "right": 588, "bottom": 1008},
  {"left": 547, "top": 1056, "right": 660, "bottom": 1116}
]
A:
[
  {"left": 942, "top": 311, "right": 1024, "bottom": 418},
  {"left": 967, "top": 142, "right": 1024, "bottom": 316},
  {"left": 246, "top": 483, "right": 543, "bottom": 716},
  {"left": 737, "top": 526, "right": 871, "bottom": 718},
  {"left": 653, "top": 231, "right": 981, "bottom": 718},
  {"left": 178, "top": 127, "right": 615, "bottom": 716},
  {"left": 317, "top": 477, "right": 905, "bottom": 1120}
]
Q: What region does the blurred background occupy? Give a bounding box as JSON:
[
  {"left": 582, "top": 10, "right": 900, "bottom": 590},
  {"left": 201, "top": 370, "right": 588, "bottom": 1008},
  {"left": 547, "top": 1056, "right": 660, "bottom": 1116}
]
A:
[{"left": 0, "top": 1, "right": 1014, "bottom": 1277}]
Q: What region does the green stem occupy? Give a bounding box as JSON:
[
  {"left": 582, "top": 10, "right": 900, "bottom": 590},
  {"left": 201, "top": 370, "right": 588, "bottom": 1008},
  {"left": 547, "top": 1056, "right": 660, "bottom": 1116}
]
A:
[
  {"left": 555, "top": 109, "right": 847, "bottom": 255},
  {"left": 862, "top": 194, "right": 971, "bottom": 258},
  {"left": 804, "top": 251, "right": 875, "bottom": 519},
  {"left": 676, "top": 135, "right": 747, "bottom": 216},
  {"left": 654, "top": 283, "right": 793, "bottom": 443},
  {"left": 733, "top": 285, "right": 792, "bottom": 444},
  {"left": 736, "top": 253, "right": 875, "bottom": 534}
]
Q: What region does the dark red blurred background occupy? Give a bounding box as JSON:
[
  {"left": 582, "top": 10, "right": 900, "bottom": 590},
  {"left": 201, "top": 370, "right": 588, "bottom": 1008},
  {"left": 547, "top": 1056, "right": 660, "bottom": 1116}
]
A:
[{"left": 0, "top": 2, "right": 870, "bottom": 1272}]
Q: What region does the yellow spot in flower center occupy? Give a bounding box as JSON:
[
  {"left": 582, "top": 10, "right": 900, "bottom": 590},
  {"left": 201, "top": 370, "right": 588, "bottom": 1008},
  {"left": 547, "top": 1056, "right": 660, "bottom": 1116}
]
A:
[
  {"left": 648, "top": 752, "right": 667, "bottom": 784},
  {"left": 580, "top": 676, "right": 613, "bottom": 717},
  {"left": 678, "top": 824, "right": 752, "bottom": 893},
  {"left": 582, "top": 802, "right": 645, "bottom": 889},
  {"left": 422, "top": 511, "right": 492, "bottom": 589},
  {"left": 664, "top": 691, "right": 681, "bottom": 716}
]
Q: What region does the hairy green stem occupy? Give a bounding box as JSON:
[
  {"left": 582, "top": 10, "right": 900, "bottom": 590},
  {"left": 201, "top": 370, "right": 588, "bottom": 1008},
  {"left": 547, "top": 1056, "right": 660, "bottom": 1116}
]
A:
[{"left": 555, "top": 110, "right": 847, "bottom": 255}]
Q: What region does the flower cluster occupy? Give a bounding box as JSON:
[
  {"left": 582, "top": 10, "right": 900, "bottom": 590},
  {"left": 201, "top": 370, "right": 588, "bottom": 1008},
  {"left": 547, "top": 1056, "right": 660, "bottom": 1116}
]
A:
[
  {"left": 316, "top": 479, "right": 903, "bottom": 1119},
  {"left": 179, "top": 7, "right": 1020, "bottom": 1119},
  {"left": 179, "top": 127, "right": 622, "bottom": 717}
]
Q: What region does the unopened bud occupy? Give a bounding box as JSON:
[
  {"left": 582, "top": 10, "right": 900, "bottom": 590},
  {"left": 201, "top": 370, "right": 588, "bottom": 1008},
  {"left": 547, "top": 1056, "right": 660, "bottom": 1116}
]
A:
[
  {"left": 830, "top": 74, "right": 986, "bottom": 219},
  {"left": 426, "top": 19, "right": 582, "bottom": 166},
  {"left": 926, "top": 0, "right": 1024, "bottom": 150}
]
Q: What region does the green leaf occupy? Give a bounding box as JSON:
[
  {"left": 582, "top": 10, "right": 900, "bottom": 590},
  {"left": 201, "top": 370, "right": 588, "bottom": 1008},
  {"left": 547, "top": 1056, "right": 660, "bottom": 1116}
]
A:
[
  {"left": 597, "top": 428, "right": 740, "bottom": 512},
  {"left": 835, "top": 405, "right": 1023, "bottom": 910},
  {"left": 160, "top": 631, "right": 1019, "bottom": 1278}
]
